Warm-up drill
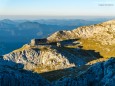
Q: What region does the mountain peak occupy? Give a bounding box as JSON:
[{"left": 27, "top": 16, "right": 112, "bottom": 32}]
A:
[{"left": 1, "top": 19, "right": 15, "bottom": 24}]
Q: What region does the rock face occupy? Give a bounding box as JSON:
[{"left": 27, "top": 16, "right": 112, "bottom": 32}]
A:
[
  {"left": 47, "top": 20, "right": 115, "bottom": 45},
  {"left": 3, "top": 46, "right": 75, "bottom": 72},
  {"left": 52, "top": 57, "right": 115, "bottom": 86},
  {"left": 3, "top": 43, "right": 102, "bottom": 73},
  {"left": 0, "top": 57, "right": 50, "bottom": 86},
  {"left": 47, "top": 30, "right": 75, "bottom": 42}
]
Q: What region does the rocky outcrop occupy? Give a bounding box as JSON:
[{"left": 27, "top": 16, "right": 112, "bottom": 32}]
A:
[
  {"left": 47, "top": 30, "right": 76, "bottom": 42},
  {"left": 47, "top": 20, "right": 115, "bottom": 45},
  {"left": 0, "top": 57, "right": 50, "bottom": 86},
  {"left": 3, "top": 43, "right": 102, "bottom": 73},
  {"left": 52, "top": 57, "right": 115, "bottom": 86},
  {"left": 3, "top": 46, "right": 75, "bottom": 72}
]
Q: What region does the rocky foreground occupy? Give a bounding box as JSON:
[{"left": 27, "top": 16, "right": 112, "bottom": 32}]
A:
[
  {"left": 0, "top": 57, "right": 114, "bottom": 86},
  {"left": 52, "top": 58, "right": 115, "bottom": 86},
  {"left": 1, "top": 20, "right": 115, "bottom": 85},
  {"left": 0, "top": 56, "right": 50, "bottom": 86}
]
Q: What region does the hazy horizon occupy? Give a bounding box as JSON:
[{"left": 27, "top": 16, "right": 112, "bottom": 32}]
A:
[
  {"left": 0, "top": 15, "right": 115, "bottom": 20},
  {"left": 0, "top": 0, "right": 115, "bottom": 18}
]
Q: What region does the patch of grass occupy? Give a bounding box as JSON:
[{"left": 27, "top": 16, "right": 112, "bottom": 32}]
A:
[
  {"left": 39, "top": 46, "right": 49, "bottom": 51},
  {"left": 79, "top": 38, "right": 115, "bottom": 58},
  {"left": 13, "top": 44, "right": 30, "bottom": 52},
  {"left": 65, "top": 45, "right": 78, "bottom": 48},
  {"left": 33, "top": 65, "right": 59, "bottom": 73}
]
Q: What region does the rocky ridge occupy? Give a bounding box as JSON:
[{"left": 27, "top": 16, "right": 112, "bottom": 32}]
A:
[
  {"left": 52, "top": 57, "right": 115, "bottom": 86},
  {"left": 3, "top": 45, "right": 75, "bottom": 72},
  {"left": 47, "top": 20, "right": 115, "bottom": 45},
  {"left": 3, "top": 43, "right": 100, "bottom": 73},
  {"left": 2, "top": 20, "right": 115, "bottom": 83}
]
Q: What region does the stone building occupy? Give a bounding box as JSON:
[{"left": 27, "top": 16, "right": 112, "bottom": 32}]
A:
[{"left": 30, "top": 38, "right": 47, "bottom": 46}]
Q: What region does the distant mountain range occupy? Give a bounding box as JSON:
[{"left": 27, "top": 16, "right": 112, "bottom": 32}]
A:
[{"left": 0, "top": 18, "right": 112, "bottom": 55}]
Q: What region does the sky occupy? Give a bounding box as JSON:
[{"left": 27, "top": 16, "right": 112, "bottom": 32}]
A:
[{"left": 0, "top": 0, "right": 115, "bottom": 19}]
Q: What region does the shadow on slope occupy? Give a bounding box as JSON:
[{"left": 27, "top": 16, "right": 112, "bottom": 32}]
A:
[
  {"left": 37, "top": 39, "right": 103, "bottom": 81},
  {"left": 40, "top": 65, "right": 90, "bottom": 82},
  {"left": 52, "top": 57, "right": 115, "bottom": 86},
  {"left": 51, "top": 39, "right": 103, "bottom": 66},
  {"left": 0, "top": 38, "right": 104, "bottom": 84},
  {"left": 39, "top": 48, "right": 103, "bottom": 82},
  {"left": 0, "top": 56, "right": 50, "bottom": 86}
]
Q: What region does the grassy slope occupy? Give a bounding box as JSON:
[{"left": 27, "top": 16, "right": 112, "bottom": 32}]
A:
[{"left": 79, "top": 38, "right": 115, "bottom": 58}]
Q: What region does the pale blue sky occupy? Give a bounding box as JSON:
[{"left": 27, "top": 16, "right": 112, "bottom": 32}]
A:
[{"left": 0, "top": 0, "right": 115, "bottom": 16}]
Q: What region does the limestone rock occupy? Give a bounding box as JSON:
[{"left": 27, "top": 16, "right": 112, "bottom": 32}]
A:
[
  {"left": 52, "top": 57, "right": 115, "bottom": 86},
  {"left": 3, "top": 47, "right": 75, "bottom": 72},
  {"left": 0, "top": 58, "right": 50, "bottom": 86},
  {"left": 47, "top": 20, "right": 115, "bottom": 45}
]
